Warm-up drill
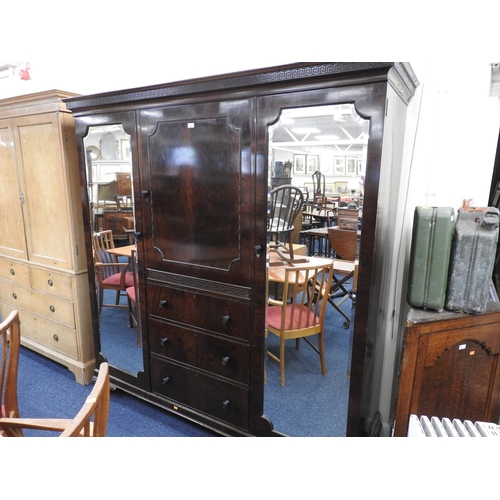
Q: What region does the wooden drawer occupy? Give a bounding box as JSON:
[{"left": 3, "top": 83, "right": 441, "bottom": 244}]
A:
[
  {"left": 1, "top": 303, "right": 79, "bottom": 359},
  {"left": 147, "top": 284, "right": 250, "bottom": 340},
  {"left": 149, "top": 317, "right": 249, "bottom": 384},
  {"left": 0, "top": 258, "right": 30, "bottom": 286},
  {"left": 30, "top": 267, "right": 73, "bottom": 298},
  {"left": 1, "top": 282, "right": 75, "bottom": 328},
  {"left": 151, "top": 356, "right": 249, "bottom": 429}
]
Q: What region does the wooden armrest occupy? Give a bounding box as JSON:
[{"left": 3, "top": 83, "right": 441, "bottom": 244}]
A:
[
  {"left": 268, "top": 298, "right": 283, "bottom": 306},
  {"left": 0, "top": 417, "right": 74, "bottom": 432}
]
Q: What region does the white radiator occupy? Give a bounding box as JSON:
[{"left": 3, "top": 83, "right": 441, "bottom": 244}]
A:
[{"left": 407, "top": 414, "right": 500, "bottom": 437}]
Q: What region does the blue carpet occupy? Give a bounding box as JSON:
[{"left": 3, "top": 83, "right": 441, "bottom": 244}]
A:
[{"left": 16, "top": 346, "right": 215, "bottom": 437}]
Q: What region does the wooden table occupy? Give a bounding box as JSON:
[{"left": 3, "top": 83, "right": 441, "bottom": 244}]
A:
[
  {"left": 268, "top": 251, "right": 355, "bottom": 283},
  {"left": 106, "top": 244, "right": 135, "bottom": 258}
]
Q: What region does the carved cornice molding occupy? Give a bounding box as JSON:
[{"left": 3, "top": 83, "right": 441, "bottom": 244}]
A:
[{"left": 65, "top": 62, "right": 403, "bottom": 111}]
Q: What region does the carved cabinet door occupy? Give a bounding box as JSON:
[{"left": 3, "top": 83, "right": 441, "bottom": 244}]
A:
[{"left": 137, "top": 98, "right": 268, "bottom": 433}]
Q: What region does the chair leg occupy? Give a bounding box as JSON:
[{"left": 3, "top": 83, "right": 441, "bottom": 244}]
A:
[
  {"left": 115, "top": 290, "right": 121, "bottom": 305},
  {"left": 318, "top": 331, "right": 326, "bottom": 375},
  {"left": 279, "top": 336, "right": 286, "bottom": 387}
]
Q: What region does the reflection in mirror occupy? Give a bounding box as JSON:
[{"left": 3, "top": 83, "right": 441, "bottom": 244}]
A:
[
  {"left": 84, "top": 124, "right": 143, "bottom": 376},
  {"left": 265, "top": 104, "right": 369, "bottom": 436}
]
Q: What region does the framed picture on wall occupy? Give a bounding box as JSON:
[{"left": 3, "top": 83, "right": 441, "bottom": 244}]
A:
[
  {"left": 325, "top": 183, "right": 334, "bottom": 194},
  {"left": 307, "top": 155, "right": 320, "bottom": 173},
  {"left": 346, "top": 157, "right": 357, "bottom": 175},
  {"left": 334, "top": 181, "right": 348, "bottom": 194},
  {"left": 293, "top": 154, "right": 306, "bottom": 174},
  {"left": 333, "top": 157, "right": 346, "bottom": 175}
]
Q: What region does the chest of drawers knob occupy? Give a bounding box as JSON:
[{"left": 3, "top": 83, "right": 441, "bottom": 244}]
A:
[
  {"left": 10, "top": 269, "right": 15, "bottom": 276},
  {"left": 160, "top": 337, "right": 169, "bottom": 346},
  {"left": 222, "top": 399, "right": 230, "bottom": 410},
  {"left": 48, "top": 279, "right": 53, "bottom": 286},
  {"left": 221, "top": 315, "right": 231, "bottom": 324},
  {"left": 162, "top": 376, "right": 171, "bottom": 385},
  {"left": 159, "top": 299, "right": 168, "bottom": 308},
  {"left": 221, "top": 356, "right": 230, "bottom": 366}
]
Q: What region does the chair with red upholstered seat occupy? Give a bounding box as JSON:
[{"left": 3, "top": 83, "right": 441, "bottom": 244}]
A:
[
  {"left": 92, "top": 230, "right": 134, "bottom": 315},
  {"left": 266, "top": 261, "right": 333, "bottom": 386},
  {"left": 0, "top": 310, "right": 22, "bottom": 436}
]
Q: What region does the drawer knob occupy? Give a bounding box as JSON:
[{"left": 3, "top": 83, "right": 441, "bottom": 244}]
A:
[
  {"left": 159, "top": 299, "right": 168, "bottom": 308},
  {"left": 48, "top": 279, "right": 53, "bottom": 287},
  {"left": 160, "top": 337, "right": 169, "bottom": 346},
  {"left": 162, "top": 376, "right": 171, "bottom": 385},
  {"left": 49, "top": 305, "right": 55, "bottom": 313},
  {"left": 9, "top": 269, "right": 15, "bottom": 276},
  {"left": 221, "top": 356, "right": 230, "bottom": 366},
  {"left": 221, "top": 315, "right": 231, "bottom": 324},
  {"left": 222, "top": 399, "right": 230, "bottom": 410},
  {"left": 253, "top": 245, "right": 264, "bottom": 257},
  {"left": 53, "top": 334, "right": 59, "bottom": 342},
  {"left": 12, "top": 293, "right": 17, "bottom": 300}
]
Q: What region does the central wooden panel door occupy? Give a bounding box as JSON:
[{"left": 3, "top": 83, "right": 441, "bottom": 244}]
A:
[{"left": 138, "top": 99, "right": 268, "bottom": 434}]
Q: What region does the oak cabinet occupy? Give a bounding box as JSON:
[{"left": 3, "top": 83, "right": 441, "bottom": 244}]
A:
[
  {"left": 393, "top": 304, "right": 500, "bottom": 436},
  {"left": 0, "top": 90, "right": 95, "bottom": 384}
]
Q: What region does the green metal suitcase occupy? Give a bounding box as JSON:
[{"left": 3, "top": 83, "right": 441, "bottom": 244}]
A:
[
  {"left": 445, "top": 207, "right": 500, "bottom": 314},
  {"left": 407, "top": 206, "right": 455, "bottom": 312}
]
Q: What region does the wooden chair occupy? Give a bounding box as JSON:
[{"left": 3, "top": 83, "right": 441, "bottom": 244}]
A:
[
  {"left": 268, "top": 184, "right": 306, "bottom": 263},
  {"left": 92, "top": 230, "right": 134, "bottom": 314},
  {"left": 0, "top": 363, "right": 110, "bottom": 437},
  {"left": 327, "top": 227, "right": 358, "bottom": 329},
  {"left": 0, "top": 310, "right": 22, "bottom": 436},
  {"left": 311, "top": 170, "right": 336, "bottom": 226},
  {"left": 126, "top": 249, "right": 141, "bottom": 347},
  {"left": 266, "top": 262, "right": 333, "bottom": 386}
]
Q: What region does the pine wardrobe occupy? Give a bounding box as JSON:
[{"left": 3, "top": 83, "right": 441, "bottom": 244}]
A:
[{"left": 66, "top": 63, "right": 418, "bottom": 436}]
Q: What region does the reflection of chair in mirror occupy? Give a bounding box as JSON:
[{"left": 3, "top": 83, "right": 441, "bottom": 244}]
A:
[
  {"left": 126, "top": 249, "right": 141, "bottom": 347},
  {"left": 94, "top": 181, "right": 117, "bottom": 231},
  {"left": 92, "top": 230, "right": 134, "bottom": 314},
  {"left": 0, "top": 362, "right": 110, "bottom": 437},
  {"left": 266, "top": 262, "right": 333, "bottom": 386},
  {"left": 311, "top": 170, "right": 336, "bottom": 226},
  {"left": 268, "top": 185, "right": 305, "bottom": 263},
  {"left": 327, "top": 227, "right": 357, "bottom": 329},
  {"left": 0, "top": 310, "right": 22, "bottom": 436}
]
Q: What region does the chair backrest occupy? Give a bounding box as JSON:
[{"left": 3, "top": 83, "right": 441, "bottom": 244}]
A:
[
  {"left": 268, "top": 184, "right": 304, "bottom": 235},
  {"left": 61, "top": 362, "right": 110, "bottom": 437},
  {"left": 279, "top": 263, "right": 333, "bottom": 333},
  {"left": 92, "top": 230, "right": 121, "bottom": 276},
  {"left": 311, "top": 170, "right": 326, "bottom": 210},
  {"left": 0, "top": 310, "right": 21, "bottom": 422},
  {"left": 328, "top": 227, "right": 358, "bottom": 261}
]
